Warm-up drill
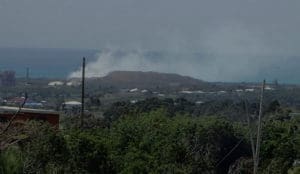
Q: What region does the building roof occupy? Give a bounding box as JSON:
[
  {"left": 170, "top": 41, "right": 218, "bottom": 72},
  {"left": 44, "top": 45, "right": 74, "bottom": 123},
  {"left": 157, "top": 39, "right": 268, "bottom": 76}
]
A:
[
  {"left": 0, "top": 106, "right": 58, "bottom": 115},
  {"left": 48, "top": 81, "right": 64, "bottom": 86},
  {"left": 63, "top": 101, "right": 82, "bottom": 105}
]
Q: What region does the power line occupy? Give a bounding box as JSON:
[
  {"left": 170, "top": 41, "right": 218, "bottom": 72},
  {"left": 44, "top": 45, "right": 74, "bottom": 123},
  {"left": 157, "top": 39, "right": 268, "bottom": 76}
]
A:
[
  {"left": 1, "top": 92, "right": 28, "bottom": 135},
  {"left": 216, "top": 80, "right": 266, "bottom": 173},
  {"left": 216, "top": 134, "right": 247, "bottom": 167},
  {"left": 254, "top": 80, "right": 266, "bottom": 174},
  {"left": 81, "top": 57, "right": 86, "bottom": 128}
]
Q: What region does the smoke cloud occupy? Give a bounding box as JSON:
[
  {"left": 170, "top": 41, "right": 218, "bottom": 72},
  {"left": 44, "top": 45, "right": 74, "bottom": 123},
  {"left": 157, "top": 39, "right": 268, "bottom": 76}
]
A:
[{"left": 69, "top": 23, "right": 299, "bottom": 83}]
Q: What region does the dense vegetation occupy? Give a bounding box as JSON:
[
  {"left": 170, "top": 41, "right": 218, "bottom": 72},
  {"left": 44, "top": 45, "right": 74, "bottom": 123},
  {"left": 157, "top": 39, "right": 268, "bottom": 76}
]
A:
[{"left": 1, "top": 98, "right": 300, "bottom": 173}]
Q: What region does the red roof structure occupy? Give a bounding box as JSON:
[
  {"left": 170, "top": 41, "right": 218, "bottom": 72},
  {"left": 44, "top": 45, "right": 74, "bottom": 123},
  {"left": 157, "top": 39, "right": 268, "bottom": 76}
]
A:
[{"left": 0, "top": 106, "right": 59, "bottom": 127}]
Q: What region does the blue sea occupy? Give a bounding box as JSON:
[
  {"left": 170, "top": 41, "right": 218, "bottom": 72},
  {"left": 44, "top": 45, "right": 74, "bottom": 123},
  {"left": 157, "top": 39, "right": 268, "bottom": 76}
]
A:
[
  {"left": 1, "top": 47, "right": 300, "bottom": 84},
  {"left": 0, "top": 48, "right": 98, "bottom": 78}
]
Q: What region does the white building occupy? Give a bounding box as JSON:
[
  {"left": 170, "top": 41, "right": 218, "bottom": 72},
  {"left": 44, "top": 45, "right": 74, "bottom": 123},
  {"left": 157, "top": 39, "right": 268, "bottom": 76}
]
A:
[
  {"left": 62, "top": 101, "right": 82, "bottom": 110},
  {"left": 129, "top": 88, "right": 139, "bottom": 92},
  {"left": 48, "top": 81, "right": 64, "bottom": 86}
]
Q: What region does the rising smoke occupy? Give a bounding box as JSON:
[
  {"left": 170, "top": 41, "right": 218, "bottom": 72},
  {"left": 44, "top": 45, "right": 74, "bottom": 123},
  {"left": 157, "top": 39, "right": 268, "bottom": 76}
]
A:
[{"left": 69, "top": 24, "right": 298, "bottom": 83}]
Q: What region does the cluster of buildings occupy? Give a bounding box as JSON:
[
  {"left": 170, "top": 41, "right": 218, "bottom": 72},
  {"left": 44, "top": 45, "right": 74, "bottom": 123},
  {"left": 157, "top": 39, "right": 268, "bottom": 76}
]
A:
[
  {"left": 3, "top": 97, "right": 45, "bottom": 109},
  {"left": 0, "top": 70, "right": 16, "bottom": 87}
]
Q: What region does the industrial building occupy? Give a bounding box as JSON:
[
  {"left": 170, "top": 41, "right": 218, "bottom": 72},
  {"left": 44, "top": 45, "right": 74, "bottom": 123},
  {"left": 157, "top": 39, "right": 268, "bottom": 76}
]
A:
[{"left": 0, "top": 71, "right": 16, "bottom": 87}]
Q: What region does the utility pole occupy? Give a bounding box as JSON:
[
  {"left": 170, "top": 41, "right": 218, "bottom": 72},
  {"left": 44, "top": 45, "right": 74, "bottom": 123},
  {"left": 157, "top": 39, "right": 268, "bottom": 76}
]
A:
[
  {"left": 81, "top": 57, "right": 86, "bottom": 128},
  {"left": 245, "top": 100, "right": 255, "bottom": 162},
  {"left": 26, "top": 67, "right": 29, "bottom": 84},
  {"left": 254, "top": 80, "right": 266, "bottom": 174}
]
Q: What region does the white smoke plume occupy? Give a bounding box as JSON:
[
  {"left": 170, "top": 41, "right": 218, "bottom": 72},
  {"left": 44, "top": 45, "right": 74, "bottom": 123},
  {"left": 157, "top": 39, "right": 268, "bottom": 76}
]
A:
[
  {"left": 69, "top": 49, "right": 167, "bottom": 78},
  {"left": 69, "top": 23, "right": 298, "bottom": 83}
]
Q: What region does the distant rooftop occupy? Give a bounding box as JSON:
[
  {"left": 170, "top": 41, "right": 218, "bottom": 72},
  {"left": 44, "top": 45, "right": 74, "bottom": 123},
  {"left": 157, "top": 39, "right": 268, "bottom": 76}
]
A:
[{"left": 0, "top": 106, "right": 58, "bottom": 115}]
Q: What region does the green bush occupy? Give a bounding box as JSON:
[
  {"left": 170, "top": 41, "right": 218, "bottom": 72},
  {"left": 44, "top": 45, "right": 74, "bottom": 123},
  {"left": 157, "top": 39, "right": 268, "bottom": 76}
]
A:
[
  {"left": 0, "top": 146, "right": 23, "bottom": 174},
  {"left": 109, "top": 109, "right": 249, "bottom": 173},
  {"left": 21, "top": 122, "right": 69, "bottom": 173},
  {"left": 65, "top": 129, "right": 114, "bottom": 173}
]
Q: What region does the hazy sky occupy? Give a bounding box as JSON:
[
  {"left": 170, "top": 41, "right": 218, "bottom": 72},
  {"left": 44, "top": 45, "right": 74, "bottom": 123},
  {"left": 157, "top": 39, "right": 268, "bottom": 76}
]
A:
[{"left": 1, "top": 0, "right": 300, "bottom": 54}]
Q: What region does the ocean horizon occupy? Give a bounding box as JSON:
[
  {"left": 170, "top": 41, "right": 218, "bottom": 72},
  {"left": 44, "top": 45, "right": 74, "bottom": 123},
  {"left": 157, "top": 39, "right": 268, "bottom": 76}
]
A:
[
  {"left": 0, "top": 48, "right": 98, "bottom": 78},
  {"left": 1, "top": 47, "right": 300, "bottom": 84}
]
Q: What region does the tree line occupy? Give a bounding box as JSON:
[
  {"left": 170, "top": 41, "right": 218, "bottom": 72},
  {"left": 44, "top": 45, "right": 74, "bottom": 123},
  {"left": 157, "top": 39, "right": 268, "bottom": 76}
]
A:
[{"left": 0, "top": 98, "right": 300, "bottom": 173}]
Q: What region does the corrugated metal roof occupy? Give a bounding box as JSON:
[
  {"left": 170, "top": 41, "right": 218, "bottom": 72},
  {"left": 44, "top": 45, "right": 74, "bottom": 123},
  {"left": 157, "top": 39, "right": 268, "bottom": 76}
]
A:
[{"left": 0, "top": 106, "right": 58, "bottom": 115}]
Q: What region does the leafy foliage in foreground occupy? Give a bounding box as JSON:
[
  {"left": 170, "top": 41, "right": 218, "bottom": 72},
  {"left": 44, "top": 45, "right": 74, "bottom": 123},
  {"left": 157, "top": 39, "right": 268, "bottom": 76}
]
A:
[
  {"left": 109, "top": 110, "right": 249, "bottom": 173},
  {"left": 0, "top": 104, "right": 299, "bottom": 173}
]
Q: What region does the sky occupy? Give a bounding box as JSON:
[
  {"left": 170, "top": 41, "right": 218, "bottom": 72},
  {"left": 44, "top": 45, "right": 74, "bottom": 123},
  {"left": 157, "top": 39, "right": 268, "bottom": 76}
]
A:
[
  {"left": 1, "top": 0, "right": 300, "bottom": 82},
  {"left": 0, "top": 0, "right": 300, "bottom": 53}
]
